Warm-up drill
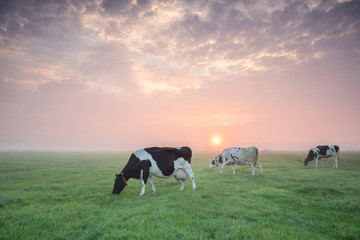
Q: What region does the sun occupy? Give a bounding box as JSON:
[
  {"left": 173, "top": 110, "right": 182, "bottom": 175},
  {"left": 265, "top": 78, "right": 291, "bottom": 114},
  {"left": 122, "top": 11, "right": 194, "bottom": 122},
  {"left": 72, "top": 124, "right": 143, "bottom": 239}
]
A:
[{"left": 210, "top": 135, "right": 223, "bottom": 147}]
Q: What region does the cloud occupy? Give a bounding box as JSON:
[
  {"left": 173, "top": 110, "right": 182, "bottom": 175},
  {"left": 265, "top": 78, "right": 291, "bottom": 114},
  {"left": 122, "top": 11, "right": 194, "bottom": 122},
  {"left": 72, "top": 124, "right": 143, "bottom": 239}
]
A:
[
  {"left": 101, "top": 0, "right": 132, "bottom": 15},
  {"left": 0, "top": 0, "right": 86, "bottom": 43},
  {"left": 112, "top": 0, "right": 359, "bottom": 94},
  {"left": 1, "top": 0, "right": 359, "bottom": 97},
  {"left": 101, "top": 0, "right": 151, "bottom": 17}
]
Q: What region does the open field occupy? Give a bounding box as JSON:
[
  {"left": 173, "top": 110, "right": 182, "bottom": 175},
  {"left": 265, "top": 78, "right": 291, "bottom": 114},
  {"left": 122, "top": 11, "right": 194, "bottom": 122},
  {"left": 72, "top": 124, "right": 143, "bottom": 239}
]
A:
[{"left": 0, "top": 151, "right": 359, "bottom": 239}]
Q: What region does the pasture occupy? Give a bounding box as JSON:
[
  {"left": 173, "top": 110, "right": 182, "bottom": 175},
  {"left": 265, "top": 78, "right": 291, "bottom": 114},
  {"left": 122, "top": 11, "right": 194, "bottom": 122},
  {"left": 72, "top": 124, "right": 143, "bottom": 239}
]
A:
[{"left": 0, "top": 151, "right": 359, "bottom": 239}]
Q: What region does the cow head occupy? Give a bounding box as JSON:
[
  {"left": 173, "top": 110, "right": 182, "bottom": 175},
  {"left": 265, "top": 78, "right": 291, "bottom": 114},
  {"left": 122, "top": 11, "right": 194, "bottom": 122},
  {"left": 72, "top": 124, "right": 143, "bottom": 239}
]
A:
[
  {"left": 209, "top": 155, "right": 222, "bottom": 168},
  {"left": 112, "top": 173, "right": 128, "bottom": 195},
  {"left": 304, "top": 158, "right": 309, "bottom": 166},
  {"left": 304, "top": 150, "right": 315, "bottom": 167}
]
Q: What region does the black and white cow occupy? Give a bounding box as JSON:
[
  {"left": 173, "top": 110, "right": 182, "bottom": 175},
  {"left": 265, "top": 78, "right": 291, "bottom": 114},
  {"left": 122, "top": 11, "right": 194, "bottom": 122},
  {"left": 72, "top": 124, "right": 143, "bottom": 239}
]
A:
[
  {"left": 209, "top": 147, "right": 264, "bottom": 175},
  {"left": 304, "top": 145, "right": 339, "bottom": 169},
  {"left": 112, "top": 147, "right": 197, "bottom": 196}
]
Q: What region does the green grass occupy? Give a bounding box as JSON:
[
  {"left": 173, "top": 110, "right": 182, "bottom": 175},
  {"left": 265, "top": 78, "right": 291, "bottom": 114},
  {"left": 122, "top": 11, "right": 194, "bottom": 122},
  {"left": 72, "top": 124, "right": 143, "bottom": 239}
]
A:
[{"left": 0, "top": 151, "right": 359, "bottom": 239}]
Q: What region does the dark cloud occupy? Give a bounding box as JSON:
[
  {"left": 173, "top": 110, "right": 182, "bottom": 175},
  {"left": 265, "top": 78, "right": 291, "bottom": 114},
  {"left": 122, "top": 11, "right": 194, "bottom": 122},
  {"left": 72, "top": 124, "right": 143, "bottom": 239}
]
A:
[
  {"left": 0, "top": 0, "right": 87, "bottom": 38},
  {"left": 0, "top": 0, "right": 96, "bottom": 69},
  {"left": 303, "top": 1, "right": 360, "bottom": 36},
  {"left": 101, "top": 0, "right": 152, "bottom": 21},
  {"left": 101, "top": 0, "right": 132, "bottom": 15}
]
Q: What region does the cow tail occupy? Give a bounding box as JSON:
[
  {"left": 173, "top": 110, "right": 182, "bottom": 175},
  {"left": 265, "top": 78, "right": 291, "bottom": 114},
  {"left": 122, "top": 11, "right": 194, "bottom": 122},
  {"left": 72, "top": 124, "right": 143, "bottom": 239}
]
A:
[{"left": 254, "top": 148, "right": 258, "bottom": 167}]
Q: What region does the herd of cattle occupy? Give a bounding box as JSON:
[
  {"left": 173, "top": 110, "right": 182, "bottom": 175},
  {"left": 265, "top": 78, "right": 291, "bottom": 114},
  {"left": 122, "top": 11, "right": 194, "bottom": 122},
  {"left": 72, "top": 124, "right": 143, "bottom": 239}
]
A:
[{"left": 112, "top": 145, "right": 340, "bottom": 196}]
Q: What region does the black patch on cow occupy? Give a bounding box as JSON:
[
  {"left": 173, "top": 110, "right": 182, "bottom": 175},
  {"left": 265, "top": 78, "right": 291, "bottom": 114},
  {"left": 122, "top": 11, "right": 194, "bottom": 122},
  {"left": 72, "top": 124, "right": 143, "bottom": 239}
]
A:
[
  {"left": 334, "top": 145, "right": 339, "bottom": 153},
  {"left": 218, "top": 155, "right": 223, "bottom": 163},
  {"left": 140, "top": 160, "right": 151, "bottom": 184},
  {"left": 317, "top": 145, "right": 330, "bottom": 156},
  {"left": 211, "top": 160, "right": 215, "bottom": 165},
  {"left": 179, "top": 146, "right": 192, "bottom": 163},
  {"left": 230, "top": 154, "right": 238, "bottom": 161},
  {"left": 121, "top": 153, "right": 142, "bottom": 179},
  {"left": 144, "top": 147, "right": 192, "bottom": 176},
  {"left": 146, "top": 159, "right": 152, "bottom": 167}
]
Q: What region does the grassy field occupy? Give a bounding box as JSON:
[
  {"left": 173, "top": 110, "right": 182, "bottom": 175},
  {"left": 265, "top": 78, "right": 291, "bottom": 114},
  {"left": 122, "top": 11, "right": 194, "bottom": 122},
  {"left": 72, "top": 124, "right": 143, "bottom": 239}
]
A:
[{"left": 0, "top": 151, "right": 359, "bottom": 240}]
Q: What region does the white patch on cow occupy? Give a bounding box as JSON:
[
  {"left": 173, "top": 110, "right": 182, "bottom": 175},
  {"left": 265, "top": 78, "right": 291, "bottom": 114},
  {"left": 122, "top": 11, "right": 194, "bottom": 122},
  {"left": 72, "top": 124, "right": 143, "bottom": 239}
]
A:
[
  {"left": 133, "top": 149, "right": 153, "bottom": 162},
  {"left": 173, "top": 157, "right": 197, "bottom": 191}
]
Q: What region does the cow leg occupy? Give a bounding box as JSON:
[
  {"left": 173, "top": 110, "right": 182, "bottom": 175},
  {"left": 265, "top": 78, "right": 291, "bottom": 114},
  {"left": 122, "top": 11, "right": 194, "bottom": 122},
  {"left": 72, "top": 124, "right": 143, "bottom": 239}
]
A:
[
  {"left": 231, "top": 164, "right": 236, "bottom": 175},
  {"left": 315, "top": 157, "right": 319, "bottom": 168},
  {"left": 140, "top": 173, "right": 146, "bottom": 196},
  {"left": 180, "top": 180, "right": 185, "bottom": 191},
  {"left": 220, "top": 162, "right": 227, "bottom": 174},
  {"left": 139, "top": 161, "right": 150, "bottom": 196},
  {"left": 319, "top": 158, "right": 324, "bottom": 168},
  {"left": 249, "top": 163, "right": 256, "bottom": 175},
  {"left": 148, "top": 175, "right": 156, "bottom": 194},
  {"left": 257, "top": 162, "right": 264, "bottom": 174},
  {"left": 182, "top": 165, "right": 197, "bottom": 191},
  {"left": 333, "top": 156, "right": 339, "bottom": 169}
]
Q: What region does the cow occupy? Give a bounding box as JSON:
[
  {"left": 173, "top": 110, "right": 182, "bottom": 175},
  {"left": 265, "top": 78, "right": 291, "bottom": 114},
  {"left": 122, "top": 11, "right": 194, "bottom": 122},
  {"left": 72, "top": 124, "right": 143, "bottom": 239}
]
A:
[
  {"left": 112, "top": 147, "right": 197, "bottom": 196},
  {"left": 209, "top": 147, "right": 263, "bottom": 175},
  {"left": 304, "top": 145, "right": 339, "bottom": 169}
]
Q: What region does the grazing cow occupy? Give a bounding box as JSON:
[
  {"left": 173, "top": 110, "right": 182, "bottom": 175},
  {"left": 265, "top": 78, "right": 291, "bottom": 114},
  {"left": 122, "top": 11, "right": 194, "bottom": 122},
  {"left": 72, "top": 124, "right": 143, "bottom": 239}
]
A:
[
  {"left": 112, "top": 147, "right": 197, "bottom": 196},
  {"left": 209, "top": 147, "right": 263, "bottom": 175},
  {"left": 304, "top": 145, "right": 339, "bottom": 169}
]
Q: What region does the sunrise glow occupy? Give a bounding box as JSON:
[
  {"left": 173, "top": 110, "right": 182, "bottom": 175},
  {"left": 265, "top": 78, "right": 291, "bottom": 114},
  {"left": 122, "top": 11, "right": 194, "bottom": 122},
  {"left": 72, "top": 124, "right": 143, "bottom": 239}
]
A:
[{"left": 211, "top": 135, "right": 223, "bottom": 147}]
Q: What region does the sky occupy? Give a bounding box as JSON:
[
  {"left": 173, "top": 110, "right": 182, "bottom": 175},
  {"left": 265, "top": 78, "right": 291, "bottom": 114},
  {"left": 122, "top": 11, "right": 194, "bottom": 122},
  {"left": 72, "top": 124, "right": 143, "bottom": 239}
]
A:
[{"left": 0, "top": 0, "right": 360, "bottom": 152}]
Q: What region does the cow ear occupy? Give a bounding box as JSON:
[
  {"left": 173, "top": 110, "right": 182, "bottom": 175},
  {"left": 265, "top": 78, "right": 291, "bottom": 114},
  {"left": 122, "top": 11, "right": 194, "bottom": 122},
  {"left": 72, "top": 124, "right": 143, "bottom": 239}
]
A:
[{"left": 115, "top": 174, "right": 119, "bottom": 177}]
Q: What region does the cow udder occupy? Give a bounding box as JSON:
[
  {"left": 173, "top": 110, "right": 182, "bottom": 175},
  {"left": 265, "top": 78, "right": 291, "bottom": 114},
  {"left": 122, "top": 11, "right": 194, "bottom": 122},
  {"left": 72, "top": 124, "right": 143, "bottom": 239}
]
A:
[{"left": 174, "top": 169, "right": 188, "bottom": 181}]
